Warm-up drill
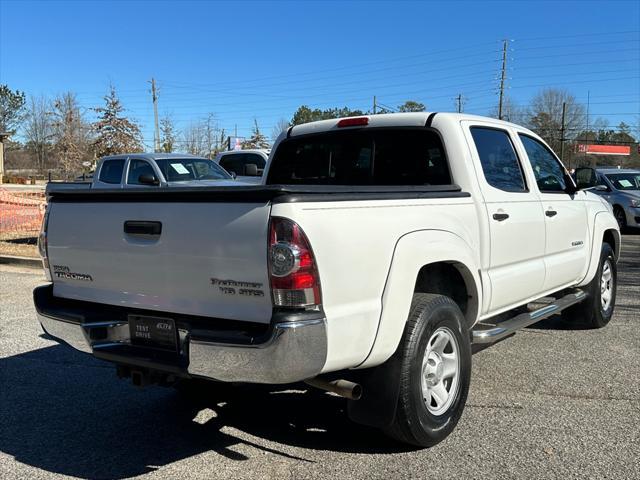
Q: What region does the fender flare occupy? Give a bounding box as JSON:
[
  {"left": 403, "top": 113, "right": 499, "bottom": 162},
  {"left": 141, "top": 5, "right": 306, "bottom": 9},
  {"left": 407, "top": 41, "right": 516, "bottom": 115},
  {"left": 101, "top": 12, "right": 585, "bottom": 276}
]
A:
[
  {"left": 578, "top": 211, "right": 621, "bottom": 287},
  {"left": 357, "top": 229, "right": 481, "bottom": 370}
]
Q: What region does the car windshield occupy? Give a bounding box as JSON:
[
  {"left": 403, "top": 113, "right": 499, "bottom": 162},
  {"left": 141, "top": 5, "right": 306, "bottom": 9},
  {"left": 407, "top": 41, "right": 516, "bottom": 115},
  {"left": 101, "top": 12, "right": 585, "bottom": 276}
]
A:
[
  {"left": 605, "top": 172, "right": 640, "bottom": 191},
  {"left": 154, "top": 158, "right": 231, "bottom": 182}
]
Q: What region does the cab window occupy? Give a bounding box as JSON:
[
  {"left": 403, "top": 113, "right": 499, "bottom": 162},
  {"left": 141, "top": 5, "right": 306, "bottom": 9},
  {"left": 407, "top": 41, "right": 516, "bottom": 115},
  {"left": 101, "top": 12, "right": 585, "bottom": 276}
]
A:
[
  {"left": 470, "top": 127, "right": 526, "bottom": 192},
  {"left": 519, "top": 134, "right": 567, "bottom": 193},
  {"left": 98, "top": 159, "right": 125, "bottom": 184}
]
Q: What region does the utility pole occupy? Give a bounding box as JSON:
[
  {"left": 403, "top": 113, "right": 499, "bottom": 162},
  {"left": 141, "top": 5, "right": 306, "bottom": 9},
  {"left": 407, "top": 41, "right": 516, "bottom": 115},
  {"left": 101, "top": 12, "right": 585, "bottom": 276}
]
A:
[
  {"left": 373, "top": 95, "right": 377, "bottom": 115},
  {"left": 150, "top": 78, "right": 160, "bottom": 152},
  {"left": 498, "top": 39, "right": 508, "bottom": 120},
  {"left": 560, "top": 101, "right": 567, "bottom": 165},
  {"left": 456, "top": 94, "right": 465, "bottom": 113},
  {"left": 585, "top": 91, "right": 590, "bottom": 166}
]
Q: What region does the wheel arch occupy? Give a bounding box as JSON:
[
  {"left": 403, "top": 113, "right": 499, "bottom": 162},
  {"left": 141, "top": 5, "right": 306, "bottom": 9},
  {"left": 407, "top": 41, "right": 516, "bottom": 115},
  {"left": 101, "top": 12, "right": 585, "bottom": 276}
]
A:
[
  {"left": 357, "top": 229, "right": 481, "bottom": 369},
  {"left": 578, "top": 212, "right": 621, "bottom": 288}
]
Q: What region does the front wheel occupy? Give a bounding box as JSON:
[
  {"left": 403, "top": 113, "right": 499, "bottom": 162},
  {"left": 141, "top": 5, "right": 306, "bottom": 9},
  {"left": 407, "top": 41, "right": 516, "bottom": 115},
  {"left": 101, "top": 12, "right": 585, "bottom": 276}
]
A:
[
  {"left": 384, "top": 294, "right": 471, "bottom": 447},
  {"left": 562, "top": 242, "right": 617, "bottom": 328}
]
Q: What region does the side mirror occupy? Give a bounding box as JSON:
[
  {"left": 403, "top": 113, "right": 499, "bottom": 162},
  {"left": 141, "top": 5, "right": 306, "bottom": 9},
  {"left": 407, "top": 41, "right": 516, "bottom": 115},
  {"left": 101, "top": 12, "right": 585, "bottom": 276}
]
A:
[
  {"left": 574, "top": 167, "right": 597, "bottom": 190},
  {"left": 593, "top": 184, "right": 609, "bottom": 192},
  {"left": 244, "top": 164, "right": 259, "bottom": 176},
  {"left": 138, "top": 174, "right": 160, "bottom": 186}
]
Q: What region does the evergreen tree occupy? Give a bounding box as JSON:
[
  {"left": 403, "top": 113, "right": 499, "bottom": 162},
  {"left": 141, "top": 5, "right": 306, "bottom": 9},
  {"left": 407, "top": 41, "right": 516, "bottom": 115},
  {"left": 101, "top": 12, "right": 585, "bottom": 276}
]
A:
[
  {"left": 397, "top": 100, "right": 426, "bottom": 112},
  {"left": 0, "top": 84, "right": 26, "bottom": 134},
  {"left": 92, "top": 84, "right": 143, "bottom": 157},
  {"left": 242, "top": 119, "right": 270, "bottom": 149}
]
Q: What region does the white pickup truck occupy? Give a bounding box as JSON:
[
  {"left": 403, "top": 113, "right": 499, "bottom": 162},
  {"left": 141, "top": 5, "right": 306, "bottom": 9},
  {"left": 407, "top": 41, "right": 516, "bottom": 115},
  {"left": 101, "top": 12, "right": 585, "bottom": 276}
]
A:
[{"left": 35, "top": 113, "right": 620, "bottom": 447}]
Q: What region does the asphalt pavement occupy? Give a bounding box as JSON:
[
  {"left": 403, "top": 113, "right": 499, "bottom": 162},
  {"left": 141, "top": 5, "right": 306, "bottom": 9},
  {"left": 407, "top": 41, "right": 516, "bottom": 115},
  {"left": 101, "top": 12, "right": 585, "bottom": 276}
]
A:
[{"left": 1, "top": 235, "right": 638, "bottom": 479}]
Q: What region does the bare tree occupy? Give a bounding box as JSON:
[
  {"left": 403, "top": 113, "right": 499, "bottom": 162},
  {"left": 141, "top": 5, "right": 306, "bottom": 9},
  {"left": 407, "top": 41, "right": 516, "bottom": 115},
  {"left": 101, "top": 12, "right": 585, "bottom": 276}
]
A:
[
  {"left": 51, "top": 92, "right": 93, "bottom": 174},
  {"left": 182, "top": 114, "right": 221, "bottom": 157},
  {"left": 271, "top": 118, "right": 290, "bottom": 142},
  {"left": 489, "top": 97, "right": 521, "bottom": 123},
  {"left": 159, "top": 115, "right": 176, "bottom": 153},
  {"left": 182, "top": 121, "right": 207, "bottom": 156},
  {"left": 526, "top": 88, "right": 586, "bottom": 153},
  {"left": 24, "top": 95, "right": 53, "bottom": 172},
  {"left": 202, "top": 113, "right": 218, "bottom": 158}
]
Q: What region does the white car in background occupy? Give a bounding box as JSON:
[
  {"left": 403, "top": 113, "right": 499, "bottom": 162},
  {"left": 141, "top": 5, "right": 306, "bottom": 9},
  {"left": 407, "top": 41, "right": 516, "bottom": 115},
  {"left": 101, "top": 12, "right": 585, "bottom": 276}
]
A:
[{"left": 214, "top": 149, "right": 270, "bottom": 184}]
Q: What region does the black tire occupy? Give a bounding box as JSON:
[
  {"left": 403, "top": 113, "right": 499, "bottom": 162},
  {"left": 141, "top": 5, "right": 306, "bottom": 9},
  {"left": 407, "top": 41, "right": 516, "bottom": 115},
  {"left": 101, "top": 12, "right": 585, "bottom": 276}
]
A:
[
  {"left": 384, "top": 294, "right": 471, "bottom": 447},
  {"left": 613, "top": 206, "right": 627, "bottom": 232},
  {"left": 562, "top": 242, "right": 616, "bottom": 328}
]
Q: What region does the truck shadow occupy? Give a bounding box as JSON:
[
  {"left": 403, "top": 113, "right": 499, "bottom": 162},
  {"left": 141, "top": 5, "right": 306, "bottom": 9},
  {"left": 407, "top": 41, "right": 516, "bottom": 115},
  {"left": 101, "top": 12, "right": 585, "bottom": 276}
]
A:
[{"left": 0, "top": 344, "right": 408, "bottom": 479}]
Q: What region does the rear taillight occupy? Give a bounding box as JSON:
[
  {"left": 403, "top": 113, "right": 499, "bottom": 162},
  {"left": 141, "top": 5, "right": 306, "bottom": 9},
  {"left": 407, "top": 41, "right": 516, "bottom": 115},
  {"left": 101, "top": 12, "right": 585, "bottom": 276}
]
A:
[
  {"left": 269, "top": 217, "right": 321, "bottom": 308},
  {"left": 38, "top": 206, "right": 52, "bottom": 281}
]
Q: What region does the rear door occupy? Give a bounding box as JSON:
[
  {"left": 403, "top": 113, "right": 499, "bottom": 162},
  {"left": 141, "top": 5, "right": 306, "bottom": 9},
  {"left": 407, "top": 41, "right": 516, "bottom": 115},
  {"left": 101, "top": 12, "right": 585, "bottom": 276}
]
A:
[
  {"left": 46, "top": 197, "right": 273, "bottom": 323},
  {"left": 465, "top": 124, "right": 546, "bottom": 312},
  {"left": 516, "top": 133, "right": 589, "bottom": 290}
]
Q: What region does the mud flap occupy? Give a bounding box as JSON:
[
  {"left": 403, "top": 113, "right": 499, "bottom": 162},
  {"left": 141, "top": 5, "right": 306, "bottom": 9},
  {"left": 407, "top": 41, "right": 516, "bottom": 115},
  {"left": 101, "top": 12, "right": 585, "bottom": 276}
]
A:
[{"left": 347, "top": 351, "right": 403, "bottom": 429}]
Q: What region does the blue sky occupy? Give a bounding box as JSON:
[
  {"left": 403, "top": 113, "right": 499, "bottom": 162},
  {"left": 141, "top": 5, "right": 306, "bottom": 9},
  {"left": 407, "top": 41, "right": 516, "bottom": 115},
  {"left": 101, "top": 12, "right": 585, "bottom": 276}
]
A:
[{"left": 1, "top": 0, "right": 638, "bottom": 148}]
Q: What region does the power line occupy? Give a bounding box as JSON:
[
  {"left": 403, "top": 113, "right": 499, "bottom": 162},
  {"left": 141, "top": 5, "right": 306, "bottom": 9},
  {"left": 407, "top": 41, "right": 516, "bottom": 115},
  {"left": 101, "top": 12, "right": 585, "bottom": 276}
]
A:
[{"left": 514, "top": 29, "right": 640, "bottom": 42}]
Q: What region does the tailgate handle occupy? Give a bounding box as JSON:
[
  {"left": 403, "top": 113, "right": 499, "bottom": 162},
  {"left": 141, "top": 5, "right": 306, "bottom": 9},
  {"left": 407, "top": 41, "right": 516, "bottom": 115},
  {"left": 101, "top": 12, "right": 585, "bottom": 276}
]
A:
[{"left": 124, "top": 221, "right": 162, "bottom": 236}]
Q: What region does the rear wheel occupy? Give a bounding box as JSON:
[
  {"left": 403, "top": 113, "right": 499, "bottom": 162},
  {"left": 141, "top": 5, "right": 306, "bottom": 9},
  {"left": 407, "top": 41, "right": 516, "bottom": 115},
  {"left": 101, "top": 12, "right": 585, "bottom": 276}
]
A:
[
  {"left": 562, "top": 242, "right": 616, "bottom": 328},
  {"left": 384, "top": 294, "right": 471, "bottom": 447}
]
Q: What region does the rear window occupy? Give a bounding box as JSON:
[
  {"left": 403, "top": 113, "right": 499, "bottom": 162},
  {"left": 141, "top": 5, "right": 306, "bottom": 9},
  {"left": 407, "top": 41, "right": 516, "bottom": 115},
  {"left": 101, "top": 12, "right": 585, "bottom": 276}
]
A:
[
  {"left": 266, "top": 129, "right": 451, "bottom": 185},
  {"left": 99, "top": 159, "right": 125, "bottom": 184}
]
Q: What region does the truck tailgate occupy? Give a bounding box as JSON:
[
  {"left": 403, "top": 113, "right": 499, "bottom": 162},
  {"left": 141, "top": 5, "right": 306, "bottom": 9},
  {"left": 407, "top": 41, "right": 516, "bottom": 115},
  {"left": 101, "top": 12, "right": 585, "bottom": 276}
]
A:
[{"left": 46, "top": 200, "right": 272, "bottom": 323}]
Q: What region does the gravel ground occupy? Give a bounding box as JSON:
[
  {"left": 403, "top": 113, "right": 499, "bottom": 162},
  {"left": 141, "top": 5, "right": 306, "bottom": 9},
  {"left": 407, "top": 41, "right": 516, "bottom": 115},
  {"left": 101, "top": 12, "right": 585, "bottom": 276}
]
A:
[{"left": 0, "top": 235, "right": 638, "bottom": 479}]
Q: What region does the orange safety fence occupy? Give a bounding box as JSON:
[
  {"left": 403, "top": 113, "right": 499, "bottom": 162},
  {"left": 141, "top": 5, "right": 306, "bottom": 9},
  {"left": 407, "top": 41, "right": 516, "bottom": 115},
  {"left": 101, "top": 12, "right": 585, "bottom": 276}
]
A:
[{"left": 0, "top": 188, "right": 47, "bottom": 238}]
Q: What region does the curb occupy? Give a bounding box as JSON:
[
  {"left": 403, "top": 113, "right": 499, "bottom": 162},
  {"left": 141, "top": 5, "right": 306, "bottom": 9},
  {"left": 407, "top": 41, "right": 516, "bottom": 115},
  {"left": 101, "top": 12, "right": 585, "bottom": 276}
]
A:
[{"left": 0, "top": 255, "right": 42, "bottom": 269}]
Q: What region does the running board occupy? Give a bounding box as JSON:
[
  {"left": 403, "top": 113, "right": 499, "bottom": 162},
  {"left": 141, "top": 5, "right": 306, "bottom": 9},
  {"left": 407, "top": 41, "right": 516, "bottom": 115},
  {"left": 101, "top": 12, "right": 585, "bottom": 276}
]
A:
[{"left": 472, "top": 290, "right": 587, "bottom": 345}]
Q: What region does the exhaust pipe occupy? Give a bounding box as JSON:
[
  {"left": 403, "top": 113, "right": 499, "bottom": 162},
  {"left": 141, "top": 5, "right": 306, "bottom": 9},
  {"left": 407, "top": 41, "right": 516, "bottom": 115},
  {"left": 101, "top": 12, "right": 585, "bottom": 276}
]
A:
[{"left": 305, "top": 378, "right": 362, "bottom": 400}]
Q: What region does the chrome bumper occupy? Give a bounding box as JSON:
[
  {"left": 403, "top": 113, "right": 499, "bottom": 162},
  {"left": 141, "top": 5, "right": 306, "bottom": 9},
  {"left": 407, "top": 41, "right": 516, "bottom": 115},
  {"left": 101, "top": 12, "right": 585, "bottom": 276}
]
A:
[{"left": 35, "top": 288, "right": 327, "bottom": 385}]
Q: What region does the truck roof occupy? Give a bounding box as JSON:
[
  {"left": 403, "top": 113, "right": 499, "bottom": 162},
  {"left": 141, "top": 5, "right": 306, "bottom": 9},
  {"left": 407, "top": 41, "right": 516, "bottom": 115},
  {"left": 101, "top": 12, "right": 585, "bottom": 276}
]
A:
[
  {"left": 217, "top": 149, "right": 270, "bottom": 156},
  {"left": 288, "top": 112, "right": 533, "bottom": 137},
  {"left": 100, "top": 153, "right": 209, "bottom": 161},
  {"left": 595, "top": 168, "right": 640, "bottom": 174}
]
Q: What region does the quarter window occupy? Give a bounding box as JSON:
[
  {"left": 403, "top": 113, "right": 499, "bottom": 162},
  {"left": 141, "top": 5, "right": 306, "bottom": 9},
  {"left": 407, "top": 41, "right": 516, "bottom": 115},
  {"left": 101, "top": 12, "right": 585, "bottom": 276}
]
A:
[
  {"left": 470, "top": 127, "right": 526, "bottom": 192},
  {"left": 98, "top": 159, "right": 125, "bottom": 184},
  {"left": 519, "top": 135, "right": 567, "bottom": 193}
]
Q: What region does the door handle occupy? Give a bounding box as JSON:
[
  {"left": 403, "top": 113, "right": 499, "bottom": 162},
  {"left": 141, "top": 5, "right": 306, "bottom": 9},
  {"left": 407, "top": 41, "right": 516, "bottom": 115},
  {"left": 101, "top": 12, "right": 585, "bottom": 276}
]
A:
[
  {"left": 545, "top": 210, "right": 558, "bottom": 218},
  {"left": 492, "top": 212, "right": 509, "bottom": 222},
  {"left": 124, "top": 221, "right": 162, "bottom": 235}
]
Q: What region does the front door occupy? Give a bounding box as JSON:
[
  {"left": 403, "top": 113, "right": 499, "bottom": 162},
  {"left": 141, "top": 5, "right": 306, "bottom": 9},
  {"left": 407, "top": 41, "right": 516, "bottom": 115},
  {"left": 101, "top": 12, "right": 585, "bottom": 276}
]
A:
[{"left": 517, "top": 133, "right": 589, "bottom": 291}]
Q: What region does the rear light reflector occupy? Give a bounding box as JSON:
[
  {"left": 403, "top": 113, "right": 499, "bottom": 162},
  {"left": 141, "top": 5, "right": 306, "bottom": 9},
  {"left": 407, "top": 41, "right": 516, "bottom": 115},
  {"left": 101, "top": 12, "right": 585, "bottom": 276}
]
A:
[
  {"left": 337, "top": 117, "right": 369, "bottom": 128},
  {"left": 38, "top": 206, "right": 52, "bottom": 281},
  {"left": 268, "top": 217, "right": 321, "bottom": 308}
]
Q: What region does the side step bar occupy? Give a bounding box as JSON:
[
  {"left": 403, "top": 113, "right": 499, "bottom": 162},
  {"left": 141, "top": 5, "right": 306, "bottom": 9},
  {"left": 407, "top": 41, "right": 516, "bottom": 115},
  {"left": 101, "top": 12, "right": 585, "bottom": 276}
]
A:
[{"left": 472, "top": 290, "right": 587, "bottom": 345}]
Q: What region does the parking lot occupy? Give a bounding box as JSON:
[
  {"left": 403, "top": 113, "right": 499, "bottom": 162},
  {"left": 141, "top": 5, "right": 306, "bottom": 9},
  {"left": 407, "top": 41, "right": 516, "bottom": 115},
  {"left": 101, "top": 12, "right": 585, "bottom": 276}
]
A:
[{"left": 0, "top": 235, "right": 638, "bottom": 479}]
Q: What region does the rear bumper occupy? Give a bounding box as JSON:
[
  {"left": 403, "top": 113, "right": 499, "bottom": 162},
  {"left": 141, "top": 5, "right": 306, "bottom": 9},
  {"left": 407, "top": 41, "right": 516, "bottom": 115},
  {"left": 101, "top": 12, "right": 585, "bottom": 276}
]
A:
[{"left": 34, "top": 285, "right": 327, "bottom": 384}]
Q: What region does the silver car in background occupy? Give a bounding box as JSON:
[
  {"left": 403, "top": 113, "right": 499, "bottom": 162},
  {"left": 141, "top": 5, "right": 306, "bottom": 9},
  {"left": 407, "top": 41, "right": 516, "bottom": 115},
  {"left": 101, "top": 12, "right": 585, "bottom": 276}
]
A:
[{"left": 576, "top": 167, "right": 640, "bottom": 230}]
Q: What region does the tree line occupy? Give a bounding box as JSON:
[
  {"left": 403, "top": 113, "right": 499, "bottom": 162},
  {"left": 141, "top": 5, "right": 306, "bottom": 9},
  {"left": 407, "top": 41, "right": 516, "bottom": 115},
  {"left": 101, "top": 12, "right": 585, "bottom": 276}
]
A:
[
  {"left": 1, "top": 83, "right": 637, "bottom": 177},
  {"left": 0, "top": 84, "right": 271, "bottom": 177}
]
